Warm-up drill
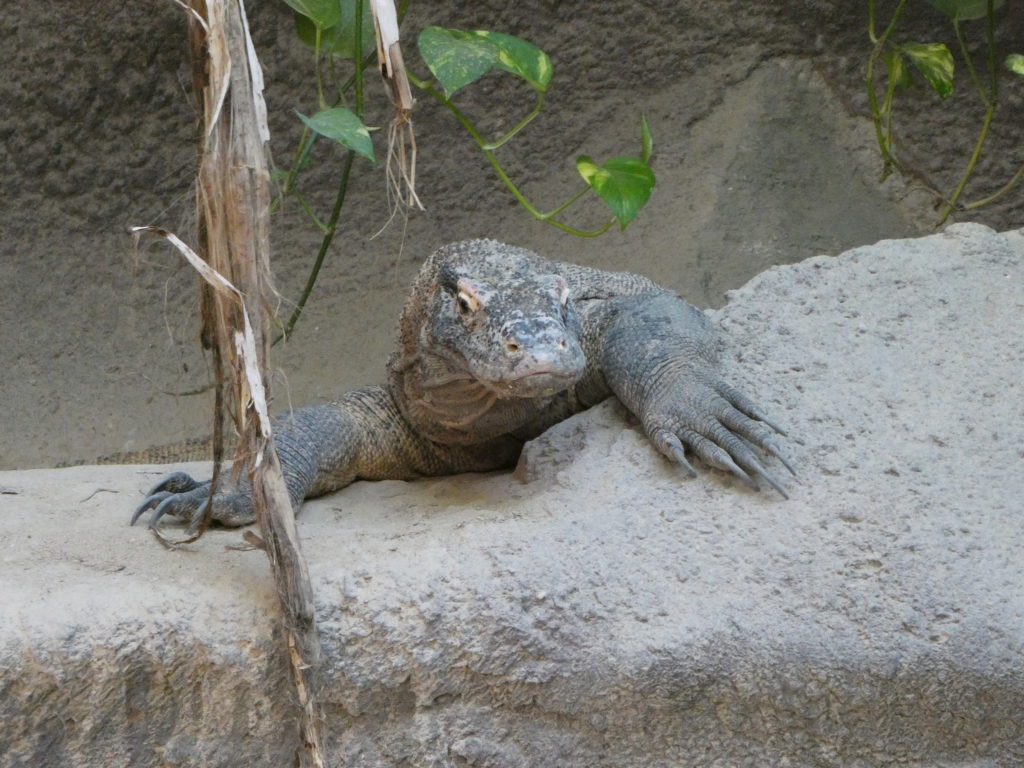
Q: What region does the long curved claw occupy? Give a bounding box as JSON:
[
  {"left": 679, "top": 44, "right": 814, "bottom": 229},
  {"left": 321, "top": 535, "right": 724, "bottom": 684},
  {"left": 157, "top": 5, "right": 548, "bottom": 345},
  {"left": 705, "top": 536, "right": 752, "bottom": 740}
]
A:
[
  {"left": 148, "top": 494, "right": 183, "bottom": 530},
  {"left": 682, "top": 430, "right": 758, "bottom": 491},
  {"left": 750, "top": 409, "right": 787, "bottom": 437},
  {"left": 721, "top": 434, "right": 789, "bottom": 499},
  {"left": 717, "top": 406, "right": 796, "bottom": 480},
  {"left": 744, "top": 455, "right": 790, "bottom": 500},
  {"left": 131, "top": 473, "right": 254, "bottom": 529},
  {"left": 185, "top": 502, "right": 213, "bottom": 536},
  {"left": 669, "top": 444, "right": 698, "bottom": 478},
  {"left": 716, "top": 382, "right": 788, "bottom": 436},
  {"left": 762, "top": 437, "right": 797, "bottom": 478},
  {"left": 677, "top": 423, "right": 790, "bottom": 498},
  {"left": 711, "top": 450, "right": 758, "bottom": 492},
  {"left": 663, "top": 432, "right": 698, "bottom": 478},
  {"left": 146, "top": 471, "right": 203, "bottom": 497},
  {"left": 130, "top": 491, "right": 173, "bottom": 526},
  {"left": 650, "top": 428, "right": 699, "bottom": 478},
  {"left": 132, "top": 471, "right": 215, "bottom": 528}
]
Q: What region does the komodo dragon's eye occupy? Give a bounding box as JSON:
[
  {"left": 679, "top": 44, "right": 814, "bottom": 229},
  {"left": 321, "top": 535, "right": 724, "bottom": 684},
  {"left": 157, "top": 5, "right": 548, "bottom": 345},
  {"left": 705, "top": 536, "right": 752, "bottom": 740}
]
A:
[
  {"left": 556, "top": 277, "right": 570, "bottom": 315},
  {"left": 456, "top": 291, "right": 479, "bottom": 316}
]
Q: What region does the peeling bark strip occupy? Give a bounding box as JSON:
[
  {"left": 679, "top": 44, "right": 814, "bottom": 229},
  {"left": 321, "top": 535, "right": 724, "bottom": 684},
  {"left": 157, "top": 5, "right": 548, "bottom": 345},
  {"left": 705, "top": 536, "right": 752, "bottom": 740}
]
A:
[
  {"left": 370, "top": 0, "right": 423, "bottom": 209},
  {"left": 370, "top": 0, "right": 412, "bottom": 112},
  {"left": 182, "top": 1, "right": 326, "bottom": 764}
]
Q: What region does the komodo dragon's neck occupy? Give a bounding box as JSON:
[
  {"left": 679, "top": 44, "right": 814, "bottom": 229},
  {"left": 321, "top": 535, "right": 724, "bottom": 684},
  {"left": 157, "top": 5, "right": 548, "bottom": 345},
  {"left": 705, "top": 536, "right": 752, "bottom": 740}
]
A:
[{"left": 387, "top": 347, "right": 574, "bottom": 446}]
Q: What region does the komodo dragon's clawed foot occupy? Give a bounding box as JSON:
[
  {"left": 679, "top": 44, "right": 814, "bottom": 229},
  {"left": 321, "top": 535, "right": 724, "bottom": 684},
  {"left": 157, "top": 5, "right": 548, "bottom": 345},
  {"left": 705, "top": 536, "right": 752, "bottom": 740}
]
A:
[
  {"left": 645, "top": 376, "right": 795, "bottom": 499},
  {"left": 131, "top": 471, "right": 254, "bottom": 529}
]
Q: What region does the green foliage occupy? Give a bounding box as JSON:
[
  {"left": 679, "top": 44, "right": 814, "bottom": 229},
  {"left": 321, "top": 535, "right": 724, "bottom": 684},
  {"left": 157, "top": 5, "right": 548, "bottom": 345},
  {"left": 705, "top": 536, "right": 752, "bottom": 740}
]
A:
[
  {"left": 866, "top": 0, "right": 1023, "bottom": 225},
  {"left": 274, "top": 3, "right": 656, "bottom": 339},
  {"left": 417, "top": 28, "right": 501, "bottom": 98},
  {"left": 480, "top": 31, "right": 553, "bottom": 93},
  {"left": 415, "top": 26, "right": 654, "bottom": 235},
  {"left": 294, "top": 0, "right": 375, "bottom": 58},
  {"left": 296, "top": 108, "right": 376, "bottom": 163},
  {"left": 281, "top": 0, "right": 341, "bottom": 29},
  {"left": 576, "top": 156, "right": 656, "bottom": 229},
  {"left": 417, "top": 28, "right": 553, "bottom": 97},
  {"left": 900, "top": 42, "right": 954, "bottom": 98}
]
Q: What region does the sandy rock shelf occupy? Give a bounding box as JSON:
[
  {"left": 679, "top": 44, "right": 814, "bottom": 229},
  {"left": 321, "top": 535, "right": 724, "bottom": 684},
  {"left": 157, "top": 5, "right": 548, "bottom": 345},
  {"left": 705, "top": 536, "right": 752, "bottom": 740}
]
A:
[{"left": 1, "top": 223, "right": 1022, "bottom": 767}]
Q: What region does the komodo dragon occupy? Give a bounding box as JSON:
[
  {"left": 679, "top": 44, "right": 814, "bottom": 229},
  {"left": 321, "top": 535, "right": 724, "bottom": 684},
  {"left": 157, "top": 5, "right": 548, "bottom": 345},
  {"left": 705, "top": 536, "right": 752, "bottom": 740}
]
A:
[{"left": 132, "top": 239, "right": 793, "bottom": 528}]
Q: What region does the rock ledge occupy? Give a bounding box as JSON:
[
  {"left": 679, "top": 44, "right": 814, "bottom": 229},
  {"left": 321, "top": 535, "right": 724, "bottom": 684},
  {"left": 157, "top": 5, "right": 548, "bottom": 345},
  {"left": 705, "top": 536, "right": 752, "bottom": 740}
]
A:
[{"left": 2, "top": 223, "right": 1022, "bottom": 767}]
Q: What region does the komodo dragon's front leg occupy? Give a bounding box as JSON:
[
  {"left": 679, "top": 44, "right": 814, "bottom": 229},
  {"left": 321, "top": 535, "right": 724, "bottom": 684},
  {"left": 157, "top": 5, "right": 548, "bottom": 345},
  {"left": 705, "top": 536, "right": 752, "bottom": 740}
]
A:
[
  {"left": 131, "top": 385, "right": 522, "bottom": 529},
  {"left": 580, "top": 288, "right": 794, "bottom": 495}
]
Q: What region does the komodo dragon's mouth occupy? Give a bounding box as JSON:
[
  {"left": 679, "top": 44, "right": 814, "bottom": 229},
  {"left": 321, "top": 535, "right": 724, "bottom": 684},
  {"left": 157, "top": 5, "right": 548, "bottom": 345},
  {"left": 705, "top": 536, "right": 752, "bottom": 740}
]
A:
[{"left": 488, "top": 368, "right": 582, "bottom": 398}]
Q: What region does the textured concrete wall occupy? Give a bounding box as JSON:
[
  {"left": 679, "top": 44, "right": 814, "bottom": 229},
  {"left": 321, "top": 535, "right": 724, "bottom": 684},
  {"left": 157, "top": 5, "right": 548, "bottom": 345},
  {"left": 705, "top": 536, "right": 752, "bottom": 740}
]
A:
[{"left": 2, "top": 223, "right": 1021, "bottom": 766}]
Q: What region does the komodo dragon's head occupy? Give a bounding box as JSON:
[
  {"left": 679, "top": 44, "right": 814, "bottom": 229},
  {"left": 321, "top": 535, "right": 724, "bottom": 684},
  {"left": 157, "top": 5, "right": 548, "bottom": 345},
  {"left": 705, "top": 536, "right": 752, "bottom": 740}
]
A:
[{"left": 398, "top": 239, "right": 587, "bottom": 400}]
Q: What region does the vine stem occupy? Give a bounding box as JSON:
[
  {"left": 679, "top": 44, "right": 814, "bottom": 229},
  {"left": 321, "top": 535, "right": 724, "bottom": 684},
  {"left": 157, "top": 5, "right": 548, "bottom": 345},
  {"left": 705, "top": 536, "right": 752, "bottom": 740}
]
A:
[
  {"left": 936, "top": 0, "right": 999, "bottom": 226},
  {"left": 954, "top": 19, "right": 988, "bottom": 105},
  {"left": 481, "top": 92, "right": 544, "bottom": 150},
  {"left": 964, "top": 160, "right": 1024, "bottom": 210},
  {"left": 273, "top": 0, "right": 414, "bottom": 343},
  {"left": 865, "top": 0, "right": 909, "bottom": 178},
  {"left": 293, "top": 191, "right": 328, "bottom": 232},
  {"left": 935, "top": 102, "right": 996, "bottom": 225},
  {"left": 544, "top": 186, "right": 590, "bottom": 218},
  {"left": 314, "top": 27, "right": 325, "bottom": 110},
  {"left": 277, "top": 150, "right": 356, "bottom": 343},
  {"left": 354, "top": 0, "right": 364, "bottom": 115},
  {"left": 410, "top": 76, "right": 614, "bottom": 236}
]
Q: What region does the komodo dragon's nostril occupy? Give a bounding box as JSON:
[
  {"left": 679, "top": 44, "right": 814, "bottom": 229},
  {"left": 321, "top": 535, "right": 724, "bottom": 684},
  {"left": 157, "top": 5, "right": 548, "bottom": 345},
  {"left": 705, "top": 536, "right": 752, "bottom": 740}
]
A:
[{"left": 506, "top": 341, "right": 521, "bottom": 354}]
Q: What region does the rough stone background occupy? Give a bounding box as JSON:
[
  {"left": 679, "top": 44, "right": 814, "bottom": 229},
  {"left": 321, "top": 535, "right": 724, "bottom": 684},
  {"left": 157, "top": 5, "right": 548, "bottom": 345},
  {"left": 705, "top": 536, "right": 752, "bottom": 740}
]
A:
[
  {"left": 1, "top": 0, "right": 1022, "bottom": 469},
  {"left": 2, "top": 224, "right": 1022, "bottom": 767}
]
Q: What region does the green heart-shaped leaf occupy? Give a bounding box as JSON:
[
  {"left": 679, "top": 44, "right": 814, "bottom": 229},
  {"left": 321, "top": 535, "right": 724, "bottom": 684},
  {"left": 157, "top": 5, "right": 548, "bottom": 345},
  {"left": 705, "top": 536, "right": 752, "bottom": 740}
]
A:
[
  {"left": 294, "top": 0, "right": 375, "bottom": 58},
  {"left": 901, "top": 42, "right": 954, "bottom": 99},
  {"left": 1007, "top": 53, "right": 1024, "bottom": 76},
  {"left": 281, "top": 0, "right": 341, "bottom": 30},
  {"left": 418, "top": 27, "right": 498, "bottom": 98},
  {"left": 472, "top": 31, "right": 552, "bottom": 93},
  {"left": 296, "top": 108, "right": 376, "bottom": 163},
  {"left": 576, "top": 155, "right": 655, "bottom": 229},
  {"left": 418, "top": 27, "right": 552, "bottom": 97}
]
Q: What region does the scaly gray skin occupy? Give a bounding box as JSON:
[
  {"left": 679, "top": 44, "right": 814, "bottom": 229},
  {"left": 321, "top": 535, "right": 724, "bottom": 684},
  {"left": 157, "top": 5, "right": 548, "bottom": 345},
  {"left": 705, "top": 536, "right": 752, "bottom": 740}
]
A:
[{"left": 133, "top": 240, "right": 793, "bottom": 529}]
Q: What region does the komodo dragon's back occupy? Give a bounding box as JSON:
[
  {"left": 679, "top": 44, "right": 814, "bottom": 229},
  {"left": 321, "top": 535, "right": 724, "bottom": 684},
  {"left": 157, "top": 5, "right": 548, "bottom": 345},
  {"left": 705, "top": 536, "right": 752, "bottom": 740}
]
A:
[{"left": 132, "top": 239, "right": 793, "bottom": 529}]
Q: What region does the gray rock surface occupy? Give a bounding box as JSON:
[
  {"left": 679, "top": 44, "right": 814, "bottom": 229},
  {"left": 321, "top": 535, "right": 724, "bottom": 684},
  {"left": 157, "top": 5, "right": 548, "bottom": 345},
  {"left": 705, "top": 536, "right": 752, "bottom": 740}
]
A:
[{"left": 2, "top": 223, "right": 1022, "bottom": 767}]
